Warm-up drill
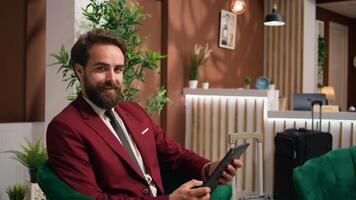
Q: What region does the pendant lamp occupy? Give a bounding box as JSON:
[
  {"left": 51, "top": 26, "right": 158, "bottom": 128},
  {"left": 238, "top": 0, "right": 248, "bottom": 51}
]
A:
[
  {"left": 231, "top": 0, "right": 247, "bottom": 15},
  {"left": 264, "top": 3, "right": 285, "bottom": 26}
]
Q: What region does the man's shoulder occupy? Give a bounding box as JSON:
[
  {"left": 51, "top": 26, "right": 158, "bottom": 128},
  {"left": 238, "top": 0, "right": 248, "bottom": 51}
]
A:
[
  {"left": 116, "top": 101, "right": 149, "bottom": 119},
  {"left": 117, "top": 101, "right": 141, "bottom": 110},
  {"left": 51, "top": 95, "right": 95, "bottom": 122},
  {"left": 50, "top": 103, "right": 78, "bottom": 123}
]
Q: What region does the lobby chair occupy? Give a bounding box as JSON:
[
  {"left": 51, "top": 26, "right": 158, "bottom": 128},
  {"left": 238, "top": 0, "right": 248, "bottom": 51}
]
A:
[
  {"left": 37, "top": 161, "right": 232, "bottom": 200},
  {"left": 37, "top": 161, "right": 92, "bottom": 200},
  {"left": 292, "top": 146, "right": 356, "bottom": 200}
]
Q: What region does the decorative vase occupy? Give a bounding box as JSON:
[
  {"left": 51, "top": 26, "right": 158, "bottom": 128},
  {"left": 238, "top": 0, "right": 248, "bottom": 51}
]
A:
[
  {"left": 202, "top": 82, "right": 209, "bottom": 89},
  {"left": 27, "top": 183, "right": 45, "bottom": 200},
  {"left": 189, "top": 80, "right": 198, "bottom": 89}
]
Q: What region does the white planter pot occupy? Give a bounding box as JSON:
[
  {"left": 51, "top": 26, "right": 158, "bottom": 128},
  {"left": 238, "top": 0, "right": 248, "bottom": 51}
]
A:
[
  {"left": 202, "top": 82, "right": 209, "bottom": 89},
  {"left": 27, "top": 183, "right": 45, "bottom": 200},
  {"left": 244, "top": 84, "right": 251, "bottom": 89},
  {"left": 269, "top": 84, "right": 275, "bottom": 90},
  {"left": 189, "top": 80, "right": 198, "bottom": 89}
]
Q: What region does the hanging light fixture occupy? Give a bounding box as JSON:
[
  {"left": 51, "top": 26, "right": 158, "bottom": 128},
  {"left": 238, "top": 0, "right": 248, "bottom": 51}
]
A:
[
  {"left": 231, "top": 0, "right": 247, "bottom": 15},
  {"left": 264, "top": 3, "right": 285, "bottom": 26}
]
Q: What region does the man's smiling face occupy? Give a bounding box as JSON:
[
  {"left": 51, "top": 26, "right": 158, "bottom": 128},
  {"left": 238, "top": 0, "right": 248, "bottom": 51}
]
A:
[{"left": 74, "top": 44, "right": 125, "bottom": 109}]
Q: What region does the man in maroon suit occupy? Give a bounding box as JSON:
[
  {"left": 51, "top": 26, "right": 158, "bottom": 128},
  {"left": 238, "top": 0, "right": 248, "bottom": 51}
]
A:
[{"left": 47, "top": 29, "right": 242, "bottom": 200}]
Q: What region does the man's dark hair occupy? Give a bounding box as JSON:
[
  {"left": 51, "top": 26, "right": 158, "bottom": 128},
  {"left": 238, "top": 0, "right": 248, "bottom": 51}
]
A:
[{"left": 70, "top": 29, "right": 127, "bottom": 72}]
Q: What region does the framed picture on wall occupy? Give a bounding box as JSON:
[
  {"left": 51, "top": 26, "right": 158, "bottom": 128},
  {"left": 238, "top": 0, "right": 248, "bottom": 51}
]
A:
[{"left": 219, "top": 10, "right": 237, "bottom": 50}]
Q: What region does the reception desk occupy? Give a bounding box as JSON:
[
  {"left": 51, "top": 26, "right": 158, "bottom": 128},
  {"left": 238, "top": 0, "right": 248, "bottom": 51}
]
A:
[{"left": 183, "top": 88, "right": 356, "bottom": 196}]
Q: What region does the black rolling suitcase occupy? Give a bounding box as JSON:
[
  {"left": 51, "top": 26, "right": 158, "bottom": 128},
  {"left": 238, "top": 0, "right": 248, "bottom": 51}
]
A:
[{"left": 273, "top": 101, "right": 332, "bottom": 200}]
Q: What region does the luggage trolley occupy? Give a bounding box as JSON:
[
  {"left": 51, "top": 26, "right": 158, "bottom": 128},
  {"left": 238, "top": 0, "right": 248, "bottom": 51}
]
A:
[{"left": 229, "top": 132, "right": 272, "bottom": 200}]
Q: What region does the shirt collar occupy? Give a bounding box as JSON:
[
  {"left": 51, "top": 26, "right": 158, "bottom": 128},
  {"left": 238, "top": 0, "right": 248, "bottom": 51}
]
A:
[{"left": 83, "top": 96, "right": 113, "bottom": 119}]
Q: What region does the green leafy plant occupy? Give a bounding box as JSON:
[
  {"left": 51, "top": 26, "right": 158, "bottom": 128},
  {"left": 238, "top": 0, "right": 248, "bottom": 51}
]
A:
[
  {"left": 6, "top": 184, "right": 28, "bottom": 200},
  {"left": 318, "top": 36, "right": 328, "bottom": 67},
  {"left": 188, "top": 43, "right": 212, "bottom": 80},
  {"left": 50, "top": 0, "right": 168, "bottom": 113},
  {"left": 145, "top": 87, "right": 170, "bottom": 114},
  {"left": 317, "top": 36, "right": 328, "bottom": 88},
  {"left": 244, "top": 76, "right": 252, "bottom": 85},
  {"left": 4, "top": 137, "right": 47, "bottom": 183}
]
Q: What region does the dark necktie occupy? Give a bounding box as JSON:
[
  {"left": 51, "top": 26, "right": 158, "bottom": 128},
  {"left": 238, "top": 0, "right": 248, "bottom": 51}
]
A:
[{"left": 105, "top": 110, "right": 142, "bottom": 173}]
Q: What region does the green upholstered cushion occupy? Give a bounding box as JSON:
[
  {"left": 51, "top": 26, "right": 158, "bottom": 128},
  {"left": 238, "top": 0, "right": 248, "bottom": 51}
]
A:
[
  {"left": 37, "top": 161, "right": 92, "bottom": 200},
  {"left": 210, "top": 183, "right": 232, "bottom": 200},
  {"left": 293, "top": 146, "right": 356, "bottom": 200}
]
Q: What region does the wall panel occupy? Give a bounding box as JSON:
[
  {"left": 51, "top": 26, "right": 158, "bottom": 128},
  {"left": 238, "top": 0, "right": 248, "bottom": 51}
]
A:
[
  {"left": 264, "top": 0, "right": 304, "bottom": 109},
  {"left": 166, "top": 0, "right": 264, "bottom": 144},
  {"left": 0, "top": 0, "right": 45, "bottom": 122}
]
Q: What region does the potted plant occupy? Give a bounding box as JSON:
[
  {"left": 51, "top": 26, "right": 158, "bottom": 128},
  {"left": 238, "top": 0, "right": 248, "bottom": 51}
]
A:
[
  {"left": 6, "top": 184, "right": 28, "bottom": 200},
  {"left": 202, "top": 80, "right": 209, "bottom": 89},
  {"left": 243, "top": 76, "right": 252, "bottom": 89},
  {"left": 188, "top": 43, "right": 212, "bottom": 88},
  {"left": 269, "top": 79, "right": 275, "bottom": 90},
  {"left": 5, "top": 137, "right": 47, "bottom": 183}
]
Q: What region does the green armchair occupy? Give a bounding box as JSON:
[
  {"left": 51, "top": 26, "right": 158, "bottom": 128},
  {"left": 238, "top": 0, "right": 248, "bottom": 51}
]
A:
[
  {"left": 37, "top": 161, "right": 232, "bottom": 200},
  {"left": 292, "top": 146, "right": 356, "bottom": 200},
  {"left": 37, "top": 161, "right": 91, "bottom": 200}
]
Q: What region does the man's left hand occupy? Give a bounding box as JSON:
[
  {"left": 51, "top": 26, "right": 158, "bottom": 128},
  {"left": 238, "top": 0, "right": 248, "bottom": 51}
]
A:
[{"left": 205, "top": 159, "right": 243, "bottom": 184}]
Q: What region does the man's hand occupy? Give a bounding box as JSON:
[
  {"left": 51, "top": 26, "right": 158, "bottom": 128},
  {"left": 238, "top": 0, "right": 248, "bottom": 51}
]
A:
[
  {"left": 169, "top": 179, "right": 210, "bottom": 200},
  {"left": 205, "top": 159, "right": 243, "bottom": 184}
]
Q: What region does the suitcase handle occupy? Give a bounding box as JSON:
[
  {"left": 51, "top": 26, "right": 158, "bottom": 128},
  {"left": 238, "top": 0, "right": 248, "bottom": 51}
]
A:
[
  {"left": 311, "top": 100, "right": 322, "bottom": 107},
  {"left": 311, "top": 100, "right": 323, "bottom": 131}
]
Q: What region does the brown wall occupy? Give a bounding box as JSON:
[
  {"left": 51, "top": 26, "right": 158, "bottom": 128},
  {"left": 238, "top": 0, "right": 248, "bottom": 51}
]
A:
[
  {"left": 164, "top": 0, "right": 264, "bottom": 144},
  {"left": 350, "top": 22, "right": 356, "bottom": 107},
  {"left": 26, "top": 0, "right": 46, "bottom": 122},
  {"left": 137, "top": 0, "right": 162, "bottom": 124},
  {"left": 0, "top": 0, "right": 45, "bottom": 122},
  {"left": 316, "top": 7, "right": 356, "bottom": 107},
  {"left": 0, "top": 0, "right": 26, "bottom": 122},
  {"left": 97, "top": 0, "right": 265, "bottom": 144},
  {"left": 136, "top": 0, "right": 264, "bottom": 144}
]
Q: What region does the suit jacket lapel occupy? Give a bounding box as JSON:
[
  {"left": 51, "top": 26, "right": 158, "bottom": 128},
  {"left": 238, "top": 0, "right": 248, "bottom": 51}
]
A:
[
  {"left": 115, "top": 106, "right": 153, "bottom": 174},
  {"left": 115, "top": 105, "right": 164, "bottom": 192},
  {"left": 73, "top": 96, "right": 145, "bottom": 179}
]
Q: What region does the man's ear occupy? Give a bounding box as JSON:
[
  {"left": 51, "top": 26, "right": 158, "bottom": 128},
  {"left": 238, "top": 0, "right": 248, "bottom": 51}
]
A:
[{"left": 74, "top": 64, "right": 84, "bottom": 81}]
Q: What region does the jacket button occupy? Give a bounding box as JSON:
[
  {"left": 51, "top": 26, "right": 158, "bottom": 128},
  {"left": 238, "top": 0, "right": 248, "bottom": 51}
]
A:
[{"left": 142, "top": 187, "right": 149, "bottom": 195}]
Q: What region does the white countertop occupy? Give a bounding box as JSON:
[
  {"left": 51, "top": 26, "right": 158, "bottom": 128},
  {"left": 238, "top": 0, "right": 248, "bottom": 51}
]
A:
[
  {"left": 183, "top": 88, "right": 277, "bottom": 97},
  {"left": 268, "top": 111, "right": 356, "bottom": 121}
]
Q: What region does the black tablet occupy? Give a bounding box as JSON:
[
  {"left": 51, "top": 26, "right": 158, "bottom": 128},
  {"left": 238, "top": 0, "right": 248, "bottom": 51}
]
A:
[{"left": 201, "top": 143, "right": 249, "bottom": 192}]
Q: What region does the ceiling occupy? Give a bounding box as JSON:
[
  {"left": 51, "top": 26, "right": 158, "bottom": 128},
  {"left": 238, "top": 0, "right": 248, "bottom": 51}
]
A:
[{"left": 317, "top": 0, "right": 356, "bottom": 19}]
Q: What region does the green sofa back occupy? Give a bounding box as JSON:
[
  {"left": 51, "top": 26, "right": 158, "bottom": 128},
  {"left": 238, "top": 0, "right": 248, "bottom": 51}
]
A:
[{"left": 293, "top": 146, "right": 356, "bottom": 200}]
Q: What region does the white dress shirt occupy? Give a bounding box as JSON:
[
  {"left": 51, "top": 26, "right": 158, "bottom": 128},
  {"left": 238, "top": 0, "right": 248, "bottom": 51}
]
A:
[{"left": 84, "top": 97, "right": 157, "bottom": 196}]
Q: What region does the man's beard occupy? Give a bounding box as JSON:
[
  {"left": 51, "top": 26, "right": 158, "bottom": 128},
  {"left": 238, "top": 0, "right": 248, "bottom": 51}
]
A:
[{"left": 84, "top": 75, "right": 121, "bottom": 110}]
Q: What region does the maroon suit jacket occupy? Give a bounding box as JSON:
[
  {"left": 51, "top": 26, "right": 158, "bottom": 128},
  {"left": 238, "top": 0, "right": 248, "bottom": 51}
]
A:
[{"left": 46, "top": 95, "right": 209, "bottom": 200}]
